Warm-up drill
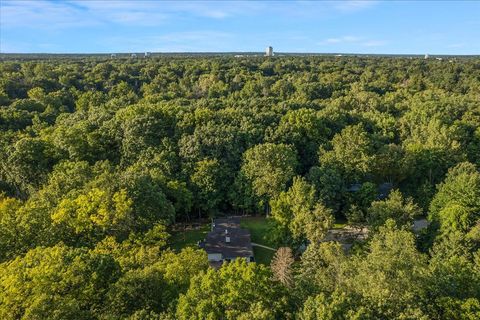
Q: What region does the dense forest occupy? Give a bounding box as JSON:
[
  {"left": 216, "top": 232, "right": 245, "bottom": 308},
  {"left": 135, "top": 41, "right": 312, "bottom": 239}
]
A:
[{"left": 0, "top": 55, "right": 479, "bottom": 319}]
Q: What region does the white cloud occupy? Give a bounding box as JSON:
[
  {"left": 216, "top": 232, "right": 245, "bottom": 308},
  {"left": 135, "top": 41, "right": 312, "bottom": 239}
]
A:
[
  {"left": 0, "top": 1, "right": 187, "bottom": 29},
  {"left": 104, "top": 31, "right": 235, "bottom": 52},
  {"left": 325, "top": 36, "right": 362, "bottom": 43},
  {"left": 321, "top": 35, "right": 363, "bottom": 45},
  {"left": 69, "top": 0, "right": 261, "bottom": 22},
  {"left": 319, "top": 35, "right": 387, "bottom": 47},
  {"left": 0, "top": 0, "right": 100, "bottom": 28},
  {"left": 1, "top": 0, "right": 379, "bottom": 31},
  {"left": 0, "top": 0, "right": 381, "bottom": 52},
  {"left": 157, "top": 31, "right": 233, "bottom": 43}
]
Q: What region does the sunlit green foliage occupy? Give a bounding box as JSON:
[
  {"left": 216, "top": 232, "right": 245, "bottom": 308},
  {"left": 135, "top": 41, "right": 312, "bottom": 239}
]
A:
[
  {"left": 176, "top": 259, "right": 292, "bottom": 319},
  {"left": 0, "top": 55, "right": 479, "bottom": 319}
]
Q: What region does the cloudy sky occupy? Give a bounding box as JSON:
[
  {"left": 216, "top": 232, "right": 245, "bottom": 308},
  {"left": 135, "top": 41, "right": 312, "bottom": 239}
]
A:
[{"left": 1, "top": 0, "right": 479, "bottom": 54}]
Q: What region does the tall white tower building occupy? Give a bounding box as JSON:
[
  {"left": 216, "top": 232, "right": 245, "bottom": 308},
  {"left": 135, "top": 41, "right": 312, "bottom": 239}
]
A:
[{"left": 265, "top": 46, "right": 273, "bottom": 57}]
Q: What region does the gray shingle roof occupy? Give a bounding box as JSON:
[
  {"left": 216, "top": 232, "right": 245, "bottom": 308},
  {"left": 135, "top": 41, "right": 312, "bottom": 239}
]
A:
[{"left": 202, "top": 218, "right": 254, "bottom": 259}]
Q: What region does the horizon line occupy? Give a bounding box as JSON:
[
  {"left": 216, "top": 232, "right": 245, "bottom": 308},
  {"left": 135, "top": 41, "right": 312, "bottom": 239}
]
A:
[{"left": 1, "top": 51, "right": 479, "bottom": 57}]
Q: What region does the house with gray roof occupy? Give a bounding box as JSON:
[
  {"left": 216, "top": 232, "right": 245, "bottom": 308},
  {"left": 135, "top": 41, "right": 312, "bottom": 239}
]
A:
[
  {"left": 199, "top": 217, "right": 254, "bottom": 267},
  {"left": 347, "top": 182, "right": 394, "bottom": 200}
]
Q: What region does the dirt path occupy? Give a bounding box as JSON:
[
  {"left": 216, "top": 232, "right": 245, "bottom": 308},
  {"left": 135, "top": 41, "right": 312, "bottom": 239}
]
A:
[{"left": 251, "top": 242, "right": 276, "bottom": 251}]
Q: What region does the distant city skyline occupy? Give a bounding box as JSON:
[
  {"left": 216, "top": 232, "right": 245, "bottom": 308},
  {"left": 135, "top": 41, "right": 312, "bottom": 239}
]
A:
[{"left": 1, "top": 0, "right": 479, "bottom": 54}]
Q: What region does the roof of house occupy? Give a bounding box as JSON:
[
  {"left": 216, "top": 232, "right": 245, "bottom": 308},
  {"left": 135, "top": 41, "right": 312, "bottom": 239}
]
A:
[
  {"left": 347, "top": 182, "right": 394, "bottom": 200},
  {"left": 212, "top": 217, "right": 241, "bottom": 232},
  {"left": 201, "top": 218, "right": 254, "bottom": 259},
  {"left": 347, "top": 183, "right": 362, "bottom": 192},
  {"left": 412, "top": 218, "right": 429, "bottom": 232}
]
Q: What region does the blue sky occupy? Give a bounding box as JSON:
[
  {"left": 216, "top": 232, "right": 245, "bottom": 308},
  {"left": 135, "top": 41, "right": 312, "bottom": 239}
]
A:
[{"left": 1, "top": 0, "right": 479, "bottom": 54}]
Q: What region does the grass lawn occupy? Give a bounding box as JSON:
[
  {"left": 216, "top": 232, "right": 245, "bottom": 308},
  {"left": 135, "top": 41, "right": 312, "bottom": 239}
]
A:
[
  {"left": 333, "top": 221, "right": 348, "bottom": 229},
  {"left": 240, "top": 216, "right": 277, "bottom": 265},
  {"left": 252, "top": 246, "right": 275, "bottom": 265},
  {"left": 168, "top": 215, "right": 347, "bottom": 265},
  {"left": 240, "top": 216, "right": 276, "bottom": 247},
  {"left": 169, "top": 217, "right": 276, "bottom": 265},
  {"left": 240, "top": 216, "right": 350, "bottom": 264},
  {"left": 168, "top": 224, "right": 210, "bottom": 252}
]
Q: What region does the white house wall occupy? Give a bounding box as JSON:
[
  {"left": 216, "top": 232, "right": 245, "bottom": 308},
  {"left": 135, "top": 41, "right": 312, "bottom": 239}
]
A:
[{"left": 207, "top": 253, "right": 223, "bottom": 261}]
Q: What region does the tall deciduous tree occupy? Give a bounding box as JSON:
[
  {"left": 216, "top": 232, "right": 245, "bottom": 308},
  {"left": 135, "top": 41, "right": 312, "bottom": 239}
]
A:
[
  {"left": 270, "top": 177, "right": 333, "bottom": 245},
  {"left": 429, "top": 162, "right": 480, "bottom": 236},
  {"left": 190, "top": 158, "right": 224, "bottom": 216},
  {"left": 242, "top": 143, "right": 298, "bottom": 203},
  {"left": 345, "top": 221, "right": 429, "bottom": 318},
  {"left": 319, "top": 124, "right": 374, "bottom": 183},
  {"left": 51, "top": 188, "right": 134, "bottom": 244},
  {"left": 297, "top": 242, "right": 346, "bottom": 296},
  {"left": 367, "top": 189, "right": 421, "bottom": 229}
]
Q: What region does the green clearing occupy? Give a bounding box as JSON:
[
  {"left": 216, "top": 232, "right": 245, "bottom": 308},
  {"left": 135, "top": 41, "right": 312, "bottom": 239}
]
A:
[
  {"left": 240, "top": 216, "right": 277, "bottom": 265},
  {"left": 168, "top": 217, "right": 276, "bottom": 265},
  {"left": 168, "top": 216, "right": 348, "bottom": 264},
  {"left": 252, "top": 246, "right": 275, "bottom": 265},
  {"left": 240, "top": 216, "right": 276, "bottom": 247},
  {"left": 333, "top": 220, "right": 348, "bottom": 229},
  {"left": 168, "top": 224, "right": 210, "bottom": 252}
]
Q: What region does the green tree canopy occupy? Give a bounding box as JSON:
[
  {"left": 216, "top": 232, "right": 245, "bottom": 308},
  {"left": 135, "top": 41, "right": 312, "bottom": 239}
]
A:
[
  {"left": 176, "top": 259, "right": 291, "bottom": 320},
  {"left": 241, "top": 143, "right": 298, "bottom": 202},
  {"left": 367, "top": 189, "right": 422, "bottom": 229},
  {"left": 429, "top": 162, "right": 480, "bottom": 236},
  {"left": 0, "top": 244, "right": 120, "bottom": 320}
]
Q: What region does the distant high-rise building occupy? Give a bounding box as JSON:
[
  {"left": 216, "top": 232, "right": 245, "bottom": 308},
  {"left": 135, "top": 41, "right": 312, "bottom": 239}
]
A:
[
  {"left": 424, "top": 54, "right": 429, "bottom": 59},
  {"left": 265, "top": 46, "right": 273, "bottom": 57},
  {"left": 144, "top": 52, "right": 150, "bottom": 58}
]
